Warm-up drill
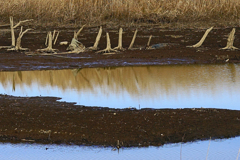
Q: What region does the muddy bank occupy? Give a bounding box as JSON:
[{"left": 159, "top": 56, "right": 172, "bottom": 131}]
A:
[
  {"left": 0, "top": 94, "right": 239, "bottom": 147},
  {"left": 0, "top": 27, "right": 240, "bottom": 71}
]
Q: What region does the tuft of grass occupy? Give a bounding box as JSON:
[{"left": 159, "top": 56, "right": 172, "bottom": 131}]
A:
[{"left": 0, "top": 0, "right": 240, "bottom": 27}]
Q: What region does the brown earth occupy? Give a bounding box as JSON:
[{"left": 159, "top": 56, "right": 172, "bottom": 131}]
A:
[
  {"left": 0, "top": 26, "right": 240, "bottom": 71},
  {"left": 0, "top": 94, "right": 240, "bottom": 148},
  {"left": 0, "top": 26, "right": 240, "bottom": 147}
]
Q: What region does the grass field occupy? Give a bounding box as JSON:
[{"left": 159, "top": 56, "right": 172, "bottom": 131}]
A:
[{"left": 0, "top": 0, "right": 240, "bottom": 27}]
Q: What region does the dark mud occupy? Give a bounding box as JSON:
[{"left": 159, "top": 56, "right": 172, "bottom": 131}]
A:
[
  {"left": 1, "top": 27, "right": 240, "bottom": 147},
  {"left": 0, "top": 27, "right": 240, "bottom": 71},
  {"left": 0, "top": 94, "right": 240, "bottom": 147}
]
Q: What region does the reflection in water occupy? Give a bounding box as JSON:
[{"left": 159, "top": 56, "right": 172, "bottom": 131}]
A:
[
  {"left": 0, "top": 64, "right": 240, "bottom": 109},
  {"left": 0, "top": 137, "right": 240, "bottom": 160}
]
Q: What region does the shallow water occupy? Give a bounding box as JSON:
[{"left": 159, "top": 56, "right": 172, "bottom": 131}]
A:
[
  {"left": 0, "top": 64, "right": 239, "bottom": 109},
  {"left": 1, "top": 64, "right": 240, "bottom": 159},
  {"left": 0, "top": 137, "right": 239, "bottom": 160}
]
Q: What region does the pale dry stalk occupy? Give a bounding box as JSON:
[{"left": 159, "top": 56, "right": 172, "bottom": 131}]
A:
[
  {"left": 96, "top": 32, "right": 118, "bottom": 54},
  {"left": 128, "top": 29, "right": 138, "bottom": 50},
  {"left": 88, "top": 26, "right": 102, "bottom": 51},
  {"left": 9, "top": 26, "right": 32, "bottom": 51},
  {"left": 187, "top": 27, "right": 214, "bottom": 48},
  {"left": 114, "top": 28, "right": 125, "bottom": 51},
  {"left": 221, "top": 28, "right": 238, "bottom": 50},
  {"left": 37, "top": 31, "right": 59, "bottom": 53}
]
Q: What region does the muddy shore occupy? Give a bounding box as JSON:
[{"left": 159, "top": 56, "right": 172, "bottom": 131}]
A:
[
  {"left": 0, "top": 27, "right": 240, "bottom": 147},
  {"left": 0, "top": 94, "right": 240, "bottom": 147},
  {"left": 0, "top": 27, "right": 240, "bottom": 71}
]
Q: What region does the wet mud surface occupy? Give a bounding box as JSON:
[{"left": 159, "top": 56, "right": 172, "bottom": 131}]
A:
[
  {"left": 0, "top": 27, "right": 240, "bottom": 71},
  {"left": 0, "top": 94, "right": 240, "bottom": 147},
  {"left": 0, "top": 26, "right": 240, "bottom": 147}
]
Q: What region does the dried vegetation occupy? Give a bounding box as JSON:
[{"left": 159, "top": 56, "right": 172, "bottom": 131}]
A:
[{"left": 0, "top": 0, "right": 240, "bottom": 27}]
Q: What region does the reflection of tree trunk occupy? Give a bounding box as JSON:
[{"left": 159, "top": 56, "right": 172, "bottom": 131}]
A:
[
  {"left": 49, "top": 71, "right": 53, "bottom": 86},
  {"left": 94, "top": 68, "right": 103, "bottom": 84},
  {"left": 12, "top": 74, "right": 15, "bottom": 92},
  {"left": 227, "top": 64, "right": 236, "bottom": 82},
  {"left": 17, "top": 71, "right": 22, "bottom": 81}
]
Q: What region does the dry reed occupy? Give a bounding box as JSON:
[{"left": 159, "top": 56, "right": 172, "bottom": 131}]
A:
[{"left": 0, "top": 0, "right": 240, "bottom": 27}]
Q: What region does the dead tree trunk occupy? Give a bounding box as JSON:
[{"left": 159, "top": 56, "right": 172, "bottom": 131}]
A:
[
  {"left": 88, "top": 26, "right": 102, "bottom": 51},
  {"left": 128, "top": 29, "right": 138, "bottom": 50},
  {"left": 187, "top": 27, "right": 213, "bottom": 48},
  {"left": 114, "top": 28, "right": 125, "bottom": 51},
  {"left": 96, "top": 32, "right": 118, "bottom": 54},
  {"left": 7, "top": 26, "right": 32, "bottom": 51},
  {"left": 221, "top": 28, "right": 238, "bottom": 50},
  {"left": 66, "top": 25, "right": 86, "bottom": 53},
  {"left": 37, "top": 30, "right": 59, "bottom": 53},
  {"left": 0, "top": 16, "right": 33, "bottom": 50}
]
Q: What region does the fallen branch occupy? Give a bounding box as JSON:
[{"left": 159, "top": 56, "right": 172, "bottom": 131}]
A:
[
  {"left": 220, "top": 28, "right": 238, "bottom": 50},
  {"left": 187, "top": 27, "right": 213, "bottom": 48}
]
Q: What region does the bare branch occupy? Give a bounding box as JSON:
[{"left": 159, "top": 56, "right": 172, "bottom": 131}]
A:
[
  {"left": 74, "top": 24, "right": 86, "bottom": 39},
  {"left": 13, "top": 19, "right": 34, "bottom": 29}
]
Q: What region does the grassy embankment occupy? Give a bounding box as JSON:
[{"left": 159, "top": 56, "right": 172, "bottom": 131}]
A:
[{"left": 0, "top": 0, "right": 240, "bottom": 27}]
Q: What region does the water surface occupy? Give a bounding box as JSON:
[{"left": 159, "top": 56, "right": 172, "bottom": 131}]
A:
[
  {"left": 0, "top": 64, "right": 239, "bottom": 109},
  {"left": 0, "top": 137, "right": 239, "bottom": 160}
]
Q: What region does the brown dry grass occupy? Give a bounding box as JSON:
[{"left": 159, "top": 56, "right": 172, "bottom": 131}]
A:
[{"left": 0, "top": 0, "right": 240, "bottom": 27}]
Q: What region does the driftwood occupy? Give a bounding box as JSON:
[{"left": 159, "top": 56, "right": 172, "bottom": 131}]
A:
[
  {"left": 114, "top": 28, "right": 125, "bottom": 51},
  {"left": 88, "top": 26, "right": 102, "bottom": 51},
  {"left": 36, "top": 30, "right": 59, "bottom": 53},
  {"left": 96, "top": 32, "right": 118, "bottom": 54},
  {"left": 187, "top": 27, "right": 213, "bottom": 48},
  {"left": 0, "top": 16, "right": 33, "bottom": 50},
  {"left": 220, "top": 28, "right": 238, "bottom": 50},
  {"left": 128, "top": 29, "right": 138, "bottom": 50}
]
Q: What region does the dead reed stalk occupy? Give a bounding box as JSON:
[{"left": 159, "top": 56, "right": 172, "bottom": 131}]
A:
[{"left": 0, "top": 0, "right": 240, "bottom": 26}]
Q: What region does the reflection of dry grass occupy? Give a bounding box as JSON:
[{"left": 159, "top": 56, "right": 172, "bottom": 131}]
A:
[
  {"left": 0, "top": 0, "right": 240, "bottom": 26},
  {"left": 0, "top": 64, "right": 239, "bottom": 98}
]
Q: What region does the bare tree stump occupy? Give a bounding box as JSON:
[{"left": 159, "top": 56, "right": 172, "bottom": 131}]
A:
[
  {"left": 0, "top": 16, "right": 33, "bottom": 50},
  {"left": 7, "top": 26, "right": 32, "bottom": 51},
  {"left": 66, "top": 25, "right": 86, "bottom": 53},
  {"left": 128, "top": 29, "right": 138, "bottom": 50},
  {"left": 96, "top": 32, "right": 118, "bottom": 54},
  {"left": 88, "top": 26, "right": 102, "bottom": 51},
  {"left": 220, "top": 28, "right": 238, "bottom": 50},
  {"left": 66, "top": 38, "right": 86, "bottom": 53},
  {"left": 187, "top": 27, "right": 213, "bottom": 48},
  {"left": 37, "top": 31, "right": 59, "bottom": 53},
  {"left": 114, "top": 28, "right": 125, "bottom": 51}
]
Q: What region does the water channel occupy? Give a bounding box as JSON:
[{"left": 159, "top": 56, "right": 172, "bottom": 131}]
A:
[{"left": 0, "top": 64, "right": 240, "bottom": 159}]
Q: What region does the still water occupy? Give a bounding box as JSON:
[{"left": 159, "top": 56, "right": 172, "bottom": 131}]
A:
[
  {"left": 0, "top": 64, "right": 239, "bottom": 109},
  {"left": 0, "top": 137, "right": 240, "bottom": 160},
  {"left": 0, "top": 64, "right": 240, "bottom": 159}
]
